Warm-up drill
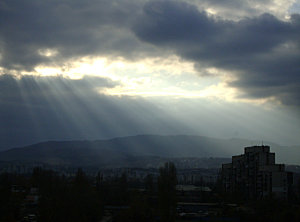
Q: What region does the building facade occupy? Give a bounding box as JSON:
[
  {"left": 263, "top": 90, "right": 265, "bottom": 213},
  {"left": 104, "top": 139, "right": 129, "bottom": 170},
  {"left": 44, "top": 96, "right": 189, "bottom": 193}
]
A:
[{"left": 222, "top": 145, "right": 293, "bottom": 199}]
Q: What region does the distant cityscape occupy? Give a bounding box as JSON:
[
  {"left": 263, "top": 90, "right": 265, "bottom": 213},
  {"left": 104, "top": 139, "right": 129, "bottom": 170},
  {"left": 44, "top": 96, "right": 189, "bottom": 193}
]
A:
[{"left": 1, "top": 144, "right": 300, "bottom": 221}]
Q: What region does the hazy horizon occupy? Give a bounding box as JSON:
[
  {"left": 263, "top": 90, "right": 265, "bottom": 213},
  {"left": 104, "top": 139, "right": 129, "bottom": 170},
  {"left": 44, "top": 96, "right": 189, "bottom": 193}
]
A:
[{"left": 1, "top": 133, "right": 299, "bottom": 152}]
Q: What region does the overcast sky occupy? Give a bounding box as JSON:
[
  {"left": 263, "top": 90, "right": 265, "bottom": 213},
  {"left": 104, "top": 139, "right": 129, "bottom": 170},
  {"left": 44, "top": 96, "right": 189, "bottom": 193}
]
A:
[{"left": 0, "top": 0, "right": 300, "bottom": 151}]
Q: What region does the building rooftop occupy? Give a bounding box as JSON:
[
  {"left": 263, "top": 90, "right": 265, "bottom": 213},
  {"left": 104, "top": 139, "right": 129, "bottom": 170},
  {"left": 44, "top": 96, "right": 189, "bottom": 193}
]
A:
[{"left": 244, "top": 145, "right": 270, "bottom": 153}]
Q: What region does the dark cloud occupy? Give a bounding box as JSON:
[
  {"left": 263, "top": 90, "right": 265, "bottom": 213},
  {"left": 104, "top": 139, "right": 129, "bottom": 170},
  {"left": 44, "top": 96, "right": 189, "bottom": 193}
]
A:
[
  {"left": 133, "top": 1, "right": 300, "bottom": 107},
  {"left": 0, "top": 0, "right": 157, "bottom": 71},
  {"left": 0, "top": 0, "right": 299, "bottom": 108}
]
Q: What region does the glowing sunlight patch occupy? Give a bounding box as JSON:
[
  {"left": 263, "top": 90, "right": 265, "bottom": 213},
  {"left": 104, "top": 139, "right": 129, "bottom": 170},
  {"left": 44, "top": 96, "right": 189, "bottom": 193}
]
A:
[
  {"left": 34, "top": 66, "right": 61, "bottom": 76},
  {"left": 15, "top": 56, "right": 272, "bottom": 105},
  {"left": 38, "top": 48, "right": 58, "bottom": 57}
]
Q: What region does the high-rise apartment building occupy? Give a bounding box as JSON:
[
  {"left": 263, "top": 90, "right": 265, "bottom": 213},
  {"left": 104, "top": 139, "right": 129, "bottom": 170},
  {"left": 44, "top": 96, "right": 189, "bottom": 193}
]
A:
[{"left": 222, "top": 145, "right": 293, "bottom": 199}]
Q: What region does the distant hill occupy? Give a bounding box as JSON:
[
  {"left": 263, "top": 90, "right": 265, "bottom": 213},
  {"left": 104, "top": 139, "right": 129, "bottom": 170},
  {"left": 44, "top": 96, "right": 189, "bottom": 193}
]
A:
[{"left": 0, "top": 135, "right": 299, "bottom": 167}]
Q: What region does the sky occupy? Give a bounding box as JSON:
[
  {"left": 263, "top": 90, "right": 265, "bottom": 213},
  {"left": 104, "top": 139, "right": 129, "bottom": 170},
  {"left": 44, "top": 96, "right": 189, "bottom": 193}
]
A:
[{"left": 0, "top": 0, "right": 300, "bottom": 151}]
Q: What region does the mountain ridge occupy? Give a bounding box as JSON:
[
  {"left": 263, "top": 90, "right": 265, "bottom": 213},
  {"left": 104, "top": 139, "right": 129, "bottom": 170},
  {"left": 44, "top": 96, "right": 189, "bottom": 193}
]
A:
[{"left": 0, "top": 135, "right": 299, "bottom": 166}]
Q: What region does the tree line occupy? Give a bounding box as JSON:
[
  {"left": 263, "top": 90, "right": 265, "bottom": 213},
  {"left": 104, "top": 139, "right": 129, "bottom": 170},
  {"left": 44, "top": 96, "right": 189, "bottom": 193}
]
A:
[{"left": 0, "top": 162, "right": 177, "bottom": 222}]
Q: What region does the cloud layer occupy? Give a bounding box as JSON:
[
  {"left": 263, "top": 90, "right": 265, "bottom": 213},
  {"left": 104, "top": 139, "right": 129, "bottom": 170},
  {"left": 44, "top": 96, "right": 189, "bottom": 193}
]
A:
[
  {"left": 0, "top": 0, "right": 154, "bottom": 71},
  {"left": 133, "top": 1, "right": 300, "bottom": 107},
  {"left": 0, "top": 0, "right": 299, "bottom": 108}
]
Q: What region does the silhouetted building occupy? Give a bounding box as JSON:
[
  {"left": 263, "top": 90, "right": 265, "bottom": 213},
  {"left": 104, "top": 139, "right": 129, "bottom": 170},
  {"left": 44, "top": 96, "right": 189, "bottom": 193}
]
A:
[{"left": 222, "top": 145, "right": 293, "bottom": 199}]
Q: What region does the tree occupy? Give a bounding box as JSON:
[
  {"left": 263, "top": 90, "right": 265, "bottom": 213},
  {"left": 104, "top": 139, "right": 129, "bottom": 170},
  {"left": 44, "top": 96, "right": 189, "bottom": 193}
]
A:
[
  {"left": 69, "top": 168, "right": 102, "bottom": 222},
  {"left": 144, "top": 174, "right": 154, "bottom": 195},
  {"left": 158, "top": 162, "right": 177, "bottom": 222}
]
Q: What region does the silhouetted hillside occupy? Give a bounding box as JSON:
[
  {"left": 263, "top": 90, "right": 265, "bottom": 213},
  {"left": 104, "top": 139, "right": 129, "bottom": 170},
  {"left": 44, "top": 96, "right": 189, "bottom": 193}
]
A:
[{"left": 0, "top": 135, "right": 299, "bottom": 166}]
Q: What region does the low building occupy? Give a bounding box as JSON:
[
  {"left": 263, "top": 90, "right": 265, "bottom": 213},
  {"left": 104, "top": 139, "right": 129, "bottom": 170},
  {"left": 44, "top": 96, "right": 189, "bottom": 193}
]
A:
[{"left": 221, "top": 145, "right": 293, "bottom": 200}]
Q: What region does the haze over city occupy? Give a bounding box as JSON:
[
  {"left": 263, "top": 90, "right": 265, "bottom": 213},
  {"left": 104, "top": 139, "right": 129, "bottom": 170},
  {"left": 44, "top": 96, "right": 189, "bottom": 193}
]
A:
[{"left": 1, "top": 0, "right": 300, "bottom": 157}]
